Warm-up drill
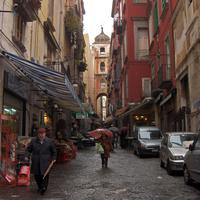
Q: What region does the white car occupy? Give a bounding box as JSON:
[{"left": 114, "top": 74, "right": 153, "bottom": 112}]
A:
[
  {"left": 184, "top": 133, "right": 200, "bottom": 184},
  {"left": 160, "top": 132, "right": 198, "bottom": 175}
]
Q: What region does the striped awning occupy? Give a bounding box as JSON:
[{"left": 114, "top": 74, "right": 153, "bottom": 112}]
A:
[{"left": 1, "top": 50, "right": 84, "bottom": 112}]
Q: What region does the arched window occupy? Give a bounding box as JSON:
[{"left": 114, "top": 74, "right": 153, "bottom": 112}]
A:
[
  {"left": 100, "top": 62, "right": 105, "bottom": 72},
  {"left": 100, "top": 47, "right": 105, "bottom": 54},
  {"left": 100, "top": 79, "right": 106, "bottom": 89}
]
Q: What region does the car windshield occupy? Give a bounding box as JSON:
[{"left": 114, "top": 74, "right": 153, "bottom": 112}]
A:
[
  {"left": 139, "top": 130, "right": 162, "bottom": 140},
  {"left": 169, "top": 134, "right": 197, "bottom": 148}
]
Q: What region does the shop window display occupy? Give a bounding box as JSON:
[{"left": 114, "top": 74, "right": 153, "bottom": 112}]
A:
[{"left": 0, "top": 114, "right": 18, "bottom": 184}]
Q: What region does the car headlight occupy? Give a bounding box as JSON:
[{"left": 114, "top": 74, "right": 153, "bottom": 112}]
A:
[{"left": 170, "top": 155, "right": 184, "bottom": 160}]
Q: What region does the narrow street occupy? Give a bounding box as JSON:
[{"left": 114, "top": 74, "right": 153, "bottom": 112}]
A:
[{"left": 0, "top": 147, "right": 200, "bottom": 200}]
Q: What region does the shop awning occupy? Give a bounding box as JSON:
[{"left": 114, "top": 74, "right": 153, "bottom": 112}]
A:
[
  {"left": 1, "top": 50, "right": 84, "bottom": 112},
  {"left": 104, "top": 106, "right": 129, "bottom": 124},
  {"left": 119, "top": 98, "right": 154, "bottom": 119}
]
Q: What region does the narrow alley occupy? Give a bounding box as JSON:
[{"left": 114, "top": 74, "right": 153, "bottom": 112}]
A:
[{"left": 0, "top": 148, "right": 200, "bottom": 200}]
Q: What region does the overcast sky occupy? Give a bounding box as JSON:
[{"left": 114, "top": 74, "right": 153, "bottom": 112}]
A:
[{"left": 83, "top": 0, "right": 113, "bottom": 44}]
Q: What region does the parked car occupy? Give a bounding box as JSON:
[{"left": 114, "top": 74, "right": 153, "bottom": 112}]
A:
[
  {"left": 160, "top": 132, "right": 198, "bottom": 175},
  {"left": 133, "top": 126, "right": 162, "bottom": 157},
  {"left": 184, "top": 133, "right": 200, "bottom": 184}
]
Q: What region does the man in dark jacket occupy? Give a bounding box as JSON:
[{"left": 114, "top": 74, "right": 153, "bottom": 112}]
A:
[{"left": 26, "top": 127, "right": 57, "bottom": 195}]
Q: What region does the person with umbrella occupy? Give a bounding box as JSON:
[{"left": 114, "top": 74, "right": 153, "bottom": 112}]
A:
[
  {"left": 88, "top": 129, "right": 113, "bottom": 168},
  {"left": 98, "top": 133, "right": 112, "bottom": 168}
]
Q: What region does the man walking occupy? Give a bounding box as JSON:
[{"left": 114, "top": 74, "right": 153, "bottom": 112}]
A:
[{"left": 26, "top": 127, "right": 57, "bottom": 195}]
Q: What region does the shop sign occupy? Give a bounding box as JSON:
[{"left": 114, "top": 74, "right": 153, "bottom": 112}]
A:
[{"left": 76, "top": 112, "right": 88, "bottom": 119}]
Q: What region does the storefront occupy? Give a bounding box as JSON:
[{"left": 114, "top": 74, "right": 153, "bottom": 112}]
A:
[
  {"left": 0, "top": 50, "right": 84, "bottom": 184},
  {"left": 118, "top": 98, "right": 155, "bottom": 136}
]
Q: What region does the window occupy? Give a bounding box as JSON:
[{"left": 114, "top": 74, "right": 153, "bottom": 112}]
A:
[
  {"left": 100, "top": 47, "right": 105, "bottom": 54},
  {"left": 100, "top": 79, "right": 106, "bottom": 89},
  {"left": 100, "top": 62, "right": 105, "bottom": 72},
  {"left": 142, "top": 78, "right": 151, "bottom": 97},
  {"left": 154, "top": 1, "right": 159, "bottom": 34},
  {"left": 169, "top": 134, "right": 197, "bottom": 148},
  {"left": 139, "top": 130, "right": 162, "bottom": 140},
  {"left": 165, "top": 37, "right": 171, "bottom": 80},
  {"left": 134, "top": 22, "right": 149, "bottom": 60},
  {"left": 188, "top": 0, "right": 193, "bottom": 6},
  {"left": 12, "top": 14, "right": 26, "bottom": 44},
  {"left": 136, "top": 28, "right": 149, "bottom": 60}
]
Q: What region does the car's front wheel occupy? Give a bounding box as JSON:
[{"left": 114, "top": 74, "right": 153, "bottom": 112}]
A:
[
  {"left": 184, "top": 166, "right": 193, "bottom": 185},
  {"left": 133, "top": 146, "right": 137, "bottom": 155},
  {"left": 137, "top": 148, "right": 143, "bottom": 158}
]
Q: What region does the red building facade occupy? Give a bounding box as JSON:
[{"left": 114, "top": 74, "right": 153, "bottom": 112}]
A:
[
  {"left": 108, "top": 0, "right": 153, "bottom": 129},
  {"left": 148, "top": 0, "right": 178, "bottom": 131}
]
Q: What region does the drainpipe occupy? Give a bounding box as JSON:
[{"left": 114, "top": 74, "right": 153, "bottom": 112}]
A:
[{"left": 0, "top": 0, "right": 6, "bottom": 163}]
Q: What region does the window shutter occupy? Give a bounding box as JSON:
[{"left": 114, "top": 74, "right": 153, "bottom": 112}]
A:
[
  {"left": 153, "top": 2, "right": 159, "bottom": 33},
  {"left": 162, "top": 0, "right": 168, "bottom": 12}
]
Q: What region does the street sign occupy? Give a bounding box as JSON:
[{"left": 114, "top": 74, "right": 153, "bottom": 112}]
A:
[{"left": 76, "top": 112, "right": 88, "bottom": 119}]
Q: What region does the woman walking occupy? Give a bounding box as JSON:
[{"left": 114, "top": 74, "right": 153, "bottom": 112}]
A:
[{"left": 99, "top": 134, "right": 112, "bottom": 168}]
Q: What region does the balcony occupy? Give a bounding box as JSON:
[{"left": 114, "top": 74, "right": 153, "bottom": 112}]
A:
[
  {"left": 14, "top": 0, "right": 41, "bottom": 22},
  {"left": 158, "top": 64, "right": 173, "bottom": 90},
  {"left": 114, "top": 20, "right": 123, "bottom": 34},
  {"left": 65, "top": 8, "right": 80, "bottom": 33}
]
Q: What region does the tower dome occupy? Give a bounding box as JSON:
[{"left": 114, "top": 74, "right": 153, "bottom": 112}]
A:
[{"left": 94, "top": 27, "right": 110, "bottom": 44}]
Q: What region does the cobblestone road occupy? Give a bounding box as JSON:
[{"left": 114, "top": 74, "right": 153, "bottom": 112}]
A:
[{"left": 0, "top": 147, "right": 200, "bottom": 200}]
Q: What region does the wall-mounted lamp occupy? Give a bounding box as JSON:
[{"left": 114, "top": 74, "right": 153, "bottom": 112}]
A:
[{"left": 44, "top": 112, "right": 49, "bottom": 125}]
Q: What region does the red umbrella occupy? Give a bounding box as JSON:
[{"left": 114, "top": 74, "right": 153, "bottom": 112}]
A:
[{"left": 88, "top": 128, "right": 113, "bottom": 139}]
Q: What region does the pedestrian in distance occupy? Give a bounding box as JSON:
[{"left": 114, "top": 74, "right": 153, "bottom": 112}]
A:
[
  {"left": 109, "top": 124, "right": 120, "bottom": 150},
  {"left": 26, "top": 127, "right": 57, "bottom": 195},
  {"left": 98, "top": 134, "right": 112, "bottom": 168},
  {"left": 120, "top": 126, "right": 128, "bottom": 149}
]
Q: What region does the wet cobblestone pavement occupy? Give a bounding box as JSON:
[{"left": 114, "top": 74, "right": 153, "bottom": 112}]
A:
[{"left": 0, "top": 147, "right": 200, "bottom": 200}]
